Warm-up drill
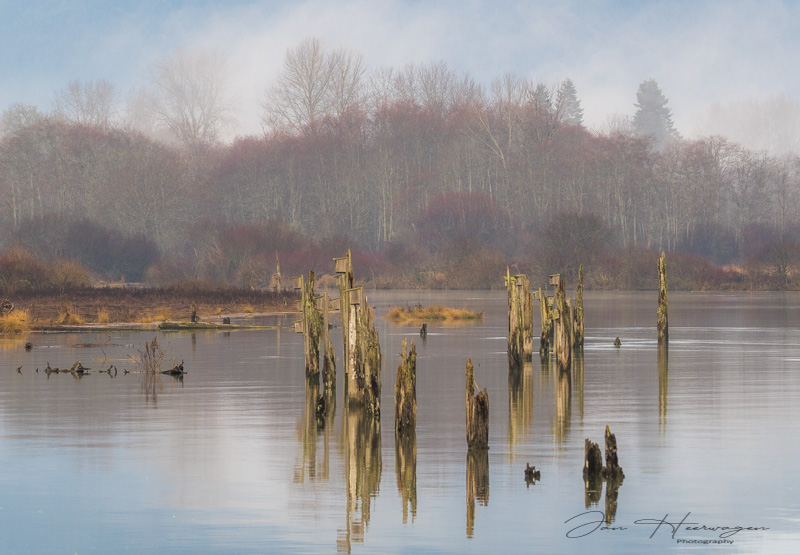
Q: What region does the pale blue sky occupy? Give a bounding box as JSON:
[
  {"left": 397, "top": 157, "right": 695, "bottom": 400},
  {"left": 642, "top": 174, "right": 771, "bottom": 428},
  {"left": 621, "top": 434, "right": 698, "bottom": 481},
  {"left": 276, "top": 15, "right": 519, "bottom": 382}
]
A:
[{"left": 2, "top": 0, "right": 799, "bottom": 139}]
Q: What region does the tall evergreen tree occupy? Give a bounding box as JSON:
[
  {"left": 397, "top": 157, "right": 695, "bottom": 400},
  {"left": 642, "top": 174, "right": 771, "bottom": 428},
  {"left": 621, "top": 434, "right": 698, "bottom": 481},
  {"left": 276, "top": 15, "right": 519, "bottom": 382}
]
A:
[
  {"left": 557, "top": 78, "right": 583, "bottom": 126},
  {"left": 633, "top": 78, "right": 678, "bottom": 146},
  {"left": 532, "top": 83, "right": 553, "bottom": 114}
]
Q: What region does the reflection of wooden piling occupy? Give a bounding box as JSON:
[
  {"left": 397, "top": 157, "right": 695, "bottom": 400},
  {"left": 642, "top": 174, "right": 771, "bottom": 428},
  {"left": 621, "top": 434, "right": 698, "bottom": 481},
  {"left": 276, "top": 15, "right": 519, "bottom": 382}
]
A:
[
  {"left": 295, "top": 376, "right": 322, "bottom": 484},
  {"left": 553, "top": 275, "right": 572, "bottom": 372},
  {"left": 554, "top": 368, "right": 571, "bottom": 443},
  {"left": 395, "top": 430, "right": 417, "bottom": 524},
  {"left": 395, "top": 338, "right": 417, "bottom": 435},
  {"left": 505, "top": 268, "right": 533, "bottom": 367},
  {"left": 657, "top": 251, "right": 668, "bottom": 344},
  {"left": 466, "top": 358, "right": 489, "bottom": 450},
  {"left": 508, "top": 361, "right": 533, "bottom": 451},
  {"left": 338, "top": 405, "right": 382, "bottom": 553},
  {"left": 466, "top": 448, "right": 489, "bottom": 539},
  {"left": 658, "top": 344, "right": 668, "bottom": 431}
]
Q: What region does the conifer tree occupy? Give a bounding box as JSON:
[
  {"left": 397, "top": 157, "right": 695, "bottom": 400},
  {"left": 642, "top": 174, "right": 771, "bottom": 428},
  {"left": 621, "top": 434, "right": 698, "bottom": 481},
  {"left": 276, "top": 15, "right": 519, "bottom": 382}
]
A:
[
  {"left": 633, "top": 78, "right": 678, "bottom": 146},
  {"left": 557, "top": 78, "right": 583, "bottom": 126}
]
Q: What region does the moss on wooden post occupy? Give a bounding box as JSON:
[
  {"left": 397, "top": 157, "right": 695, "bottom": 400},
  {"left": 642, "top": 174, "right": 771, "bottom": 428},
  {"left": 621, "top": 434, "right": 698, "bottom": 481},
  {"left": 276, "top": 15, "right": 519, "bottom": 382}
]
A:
[
  {"left": 537, "top": 288, "right": 553, "bottom": 356},
  {"left": 466, "top": 358, "right": 489, "bottom": 450},
  {"left": 321, "top": 292, "right": 336, "bottom": 393},
  {"left": 395, "top": 338, "right": 417, "bottom": 435},
  {"left": 574, "top": 264, "right": 585, "bottom": 347},
  {"left": 657, "top": 251, "right": 669, "bottom": 345}
]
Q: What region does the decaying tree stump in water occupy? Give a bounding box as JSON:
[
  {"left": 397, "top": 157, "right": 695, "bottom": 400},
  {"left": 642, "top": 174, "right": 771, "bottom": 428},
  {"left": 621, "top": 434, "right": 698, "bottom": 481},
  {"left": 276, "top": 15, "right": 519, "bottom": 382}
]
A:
[
  {"left": 465, "top": 358, "right": 489, "bottom": 450},
  {"left": 395, "top": 338, "right": 417, "bottom": 435},
  {"left": 573, "top": 265, "right": 585, "bottom": 347},
  {"left": 657, "top": 251, "right": 669, "bottom": 345},
  {"left": 505, "top": 268, "right": 533, "bottom": 367},
  {"left": 583, "top": 438, "right": 604, "bottom": 479},
  {"left": 603, "top": 425, "right": 624, "bottom": 480},
  {"left": 553, "top": 275, "right": 572, "bottom": 372}
]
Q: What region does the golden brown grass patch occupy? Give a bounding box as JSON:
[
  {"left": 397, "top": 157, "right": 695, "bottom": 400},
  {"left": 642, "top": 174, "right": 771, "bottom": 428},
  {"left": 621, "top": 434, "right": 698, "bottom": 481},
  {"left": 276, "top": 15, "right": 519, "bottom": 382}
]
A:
[
  {"left": 139, "top": 308, "right": 172, "bottom": 323},
  {"left": 384, "top": 304, "right": 483, "bottom": 323},
  {"left": 96, "top": 307, "right": 111, "bottom": 324},
  {"left": 0, "top": 309, "right": 30, "bottom": 334},
  {"left": 54, "top": 304, "right": 84, "bottom": 325}
]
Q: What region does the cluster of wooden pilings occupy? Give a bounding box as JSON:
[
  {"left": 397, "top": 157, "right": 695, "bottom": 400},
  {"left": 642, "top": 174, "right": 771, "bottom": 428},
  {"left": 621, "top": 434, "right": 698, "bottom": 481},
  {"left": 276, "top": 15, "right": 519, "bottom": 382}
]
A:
[
  {"left": 294, "top": 250, "right": 382, "bottom": 416},
  {"left": 506, "top": 265, "right": 585, "bottom": 373},
  {"left": 583, "top": 426, "right": 625, "bottom": 523}
]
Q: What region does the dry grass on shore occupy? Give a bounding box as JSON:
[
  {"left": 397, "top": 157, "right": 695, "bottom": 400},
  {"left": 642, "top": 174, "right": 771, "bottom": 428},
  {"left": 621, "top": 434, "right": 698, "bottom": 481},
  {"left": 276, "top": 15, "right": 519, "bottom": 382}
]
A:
[
  {"left": 0, "top": 310, "right": 29, "bottom": 334},
  {"left": 384, "top": 303, "right": 483, "bottom": 323}
]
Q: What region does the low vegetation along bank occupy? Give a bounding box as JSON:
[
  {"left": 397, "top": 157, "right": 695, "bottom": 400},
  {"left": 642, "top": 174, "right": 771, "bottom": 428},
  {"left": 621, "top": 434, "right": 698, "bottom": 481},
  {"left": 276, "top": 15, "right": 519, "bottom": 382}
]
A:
[
  {"left": 0, "top": 286, "right": 294, "bottom": 332},
  {"left": 384, "top": 304, "right": 484, "bottom": 324}
]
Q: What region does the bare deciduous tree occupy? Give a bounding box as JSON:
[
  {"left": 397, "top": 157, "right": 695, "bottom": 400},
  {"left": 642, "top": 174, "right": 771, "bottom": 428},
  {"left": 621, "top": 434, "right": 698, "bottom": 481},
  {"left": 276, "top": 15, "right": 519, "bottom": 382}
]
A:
[
  {"left": 53, "top": 79, "right": 117, "bottom": 128},
  {"left": 148, "top": 48, "right": 232, "bottom": 148},
  {"left": 262, "top": 37, "right": 366, "bottom": 134}
]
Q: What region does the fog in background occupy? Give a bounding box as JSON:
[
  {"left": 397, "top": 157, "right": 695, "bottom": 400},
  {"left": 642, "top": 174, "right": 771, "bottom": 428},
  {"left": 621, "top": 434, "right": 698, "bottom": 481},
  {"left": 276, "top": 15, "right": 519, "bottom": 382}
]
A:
[{"left": 2, "top": 0, "right": 800, "bottom": 153}]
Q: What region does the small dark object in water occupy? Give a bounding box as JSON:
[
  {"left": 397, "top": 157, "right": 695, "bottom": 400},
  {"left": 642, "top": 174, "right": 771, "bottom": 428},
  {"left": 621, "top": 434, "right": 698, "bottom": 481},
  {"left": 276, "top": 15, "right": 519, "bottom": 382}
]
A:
[
  {"left": 315, "top": 394, "right": 326, "bottom": 421},
  {"left": 420, "top": 323, "right": 427, "bottom": 338},
  {"left": 524, "top": 463, "right": 541, "bottom": 486},
  {"left": 613, "top": 337, "right": 621, "bottom": 347},
  {"left": 24, "top": 341, "right": 32, "bottom": 351},
  {"left": 16, "top": 366, "right": 22, "bottom": 374},
  {"left": 71, "top": 361, "right": 90, "bottom": 374},
  {"left": 222, "top": 317, "right": 231, "bottom": 325},
  {"left": 161, "top": 361, "right": 186, "bottom": 376},
  {"left": 123, "top": 369, "right": 130, "bottom": 374}
]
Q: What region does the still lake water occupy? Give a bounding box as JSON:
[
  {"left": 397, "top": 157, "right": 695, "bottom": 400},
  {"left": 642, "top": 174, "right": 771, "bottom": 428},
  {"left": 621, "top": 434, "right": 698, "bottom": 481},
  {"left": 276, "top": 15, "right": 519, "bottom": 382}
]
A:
[{"left": 1, "top": 290, "right": 799, "bottom": 553}]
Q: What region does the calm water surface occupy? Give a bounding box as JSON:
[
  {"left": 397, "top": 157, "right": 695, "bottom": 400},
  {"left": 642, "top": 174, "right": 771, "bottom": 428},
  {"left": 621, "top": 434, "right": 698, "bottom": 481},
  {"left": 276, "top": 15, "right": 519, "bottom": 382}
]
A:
[{"left": 1, "top": 291, "right": 799, "bottom": 553}]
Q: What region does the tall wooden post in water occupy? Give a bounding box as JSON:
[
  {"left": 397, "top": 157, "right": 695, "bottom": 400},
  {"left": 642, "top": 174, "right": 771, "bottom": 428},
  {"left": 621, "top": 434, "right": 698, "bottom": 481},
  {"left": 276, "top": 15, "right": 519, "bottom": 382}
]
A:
[
  {"left": 553, "top": 274, "right": 572, "bottom": 372},
  {"left": 466, "top": 358, "right": 489, "bottom": 450},
  {"left": 657, "top": 251, "right": 669, "bottom": 344},
  {"left": 505, "top": 269, "right": 533, "bottom": 367},
  {"left": 334, "top": 250, "right": 381, "bottom": 415}
]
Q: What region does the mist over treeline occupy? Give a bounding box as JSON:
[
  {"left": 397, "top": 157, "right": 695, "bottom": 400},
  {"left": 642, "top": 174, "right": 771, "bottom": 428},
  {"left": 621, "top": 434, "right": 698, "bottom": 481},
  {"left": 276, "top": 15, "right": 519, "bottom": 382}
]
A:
[{"left": 2, "top": 39, "right": 800, "bottom": 291}]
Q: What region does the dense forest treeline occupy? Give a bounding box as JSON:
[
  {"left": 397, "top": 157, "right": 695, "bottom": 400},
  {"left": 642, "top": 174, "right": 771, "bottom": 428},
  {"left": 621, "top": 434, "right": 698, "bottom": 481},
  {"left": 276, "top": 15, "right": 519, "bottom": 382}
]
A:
[{"left": 2, "top": 40, "right": 799, "bottom": 291}]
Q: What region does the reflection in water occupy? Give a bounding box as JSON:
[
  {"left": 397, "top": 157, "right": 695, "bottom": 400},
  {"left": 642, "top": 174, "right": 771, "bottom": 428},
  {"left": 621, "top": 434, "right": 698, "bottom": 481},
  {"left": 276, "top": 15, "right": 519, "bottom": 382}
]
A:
[
  {"left": 573, "top": 350, "right": 584, "bottom": 421},
  {"left": 508, "top": 362, "right": 533, "bottom": 453},
  {"left": 553, "top": 369, "right": 571, "bottom": 443},
  {"left": 295, "top": 376, "right": 327, "bottom": 483},
  {"left": 395, "top": 431, "right": 417, "bottom": 524},
  {"left": 466, "top": 449, "right": 489, "bottom": 539},
  {"left": 142, "top": 371, "right": 162, "bottom": 406},
  {"left": 338, "top": 407, "right": 381, "bottom": 553},
  {"left": 605, "top": 475, "right": 623, "bottom": 524},
  {"left": 584, "top": 470, "right": 602, "bottom": 508},
  {"left": 658, "top": 344, "right": 668, "bottom": 431}
]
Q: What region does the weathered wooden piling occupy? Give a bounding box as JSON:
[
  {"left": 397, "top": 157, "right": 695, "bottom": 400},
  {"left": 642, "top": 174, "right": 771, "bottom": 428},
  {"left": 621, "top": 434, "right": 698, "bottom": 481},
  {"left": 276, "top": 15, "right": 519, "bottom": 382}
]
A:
[
  {"left": 321, "top": 292, "right": 336, "bottom": 393},
  {"left": 505, "top": 268, "right": 533, "bottom": 367},
  {"left": 583, "top": 438, "right": 604, "bottom": 480},
  {"left": 536, "top": 288, "right": 554, "bottom": 356},
  {"left": 294, "top": 271, "right": 324, "bottom": 379},
  {"left": 553, "top": 274, "right": 572, "bottom": 372},
  {"left": 394, "top": 338, "right": 417, "bottom": 435},
  {"left": 466, "top": 358, "right": 489, "bottom": 450},
  {"left": 657, "top": 251, "right": 668, "bottom": 344},
  {"left": 603, "top": 425, "right": 624, "bottom": 480},
  {"left": 573, "top": 265, "right": 585, "bottom": 347},
  {"left": 335, "top": 251, "right": 382, "bottom": 416}
]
